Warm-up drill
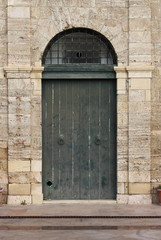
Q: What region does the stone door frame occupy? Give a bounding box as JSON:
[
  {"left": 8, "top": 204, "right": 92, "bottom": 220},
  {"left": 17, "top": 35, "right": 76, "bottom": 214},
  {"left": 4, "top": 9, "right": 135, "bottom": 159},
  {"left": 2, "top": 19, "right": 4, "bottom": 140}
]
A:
[{"left": 4, "top": 64, "right": 154, "bottom": 204}]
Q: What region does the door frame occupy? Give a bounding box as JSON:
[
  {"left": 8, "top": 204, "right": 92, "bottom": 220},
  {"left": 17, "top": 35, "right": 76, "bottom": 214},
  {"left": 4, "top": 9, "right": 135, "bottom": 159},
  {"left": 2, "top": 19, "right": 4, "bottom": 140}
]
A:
[{"left": 42, "top": 64, "right": 117, "bottom": 201}]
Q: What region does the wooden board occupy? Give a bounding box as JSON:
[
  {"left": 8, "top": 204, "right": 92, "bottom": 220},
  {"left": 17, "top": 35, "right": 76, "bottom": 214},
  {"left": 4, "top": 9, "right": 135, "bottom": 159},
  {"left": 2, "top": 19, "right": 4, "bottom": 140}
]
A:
[{"left": 42, "top": 79, "right": 117, "bottom": 200}]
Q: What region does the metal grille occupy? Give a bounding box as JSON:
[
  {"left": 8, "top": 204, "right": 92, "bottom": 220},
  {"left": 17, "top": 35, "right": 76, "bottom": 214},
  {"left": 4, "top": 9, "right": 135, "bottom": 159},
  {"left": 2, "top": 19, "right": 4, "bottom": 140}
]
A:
[{"left": 43, "top": 28, "right": 117, "bottom": 65}]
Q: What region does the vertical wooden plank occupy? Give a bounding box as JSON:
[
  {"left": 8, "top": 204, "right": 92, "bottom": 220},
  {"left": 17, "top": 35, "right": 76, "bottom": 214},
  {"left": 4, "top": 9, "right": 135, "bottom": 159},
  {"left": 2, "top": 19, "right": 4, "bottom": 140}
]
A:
[
  {"left": 89, "top": 80, "right": 100, "bottom": 199},
  {"left": 79, "top": 80, "right": 90, "bottom": 199},
  {"left": 72, "top": 80, "right": 81, "bottom": 199},
  {"left": 59, "top": 80, "right": 73, "bottom": 199},
  {"left": 42, "top": 80, "right": 53, "bottom": 199},
  {"left": 109, "top": 79, "right": 117, "bottom": 199},
  {"left": 51, "top": 80, "right": 60, "bottom": 199},
  {"left": 100, "top": 80, "right": 110, "bottom": 199}
]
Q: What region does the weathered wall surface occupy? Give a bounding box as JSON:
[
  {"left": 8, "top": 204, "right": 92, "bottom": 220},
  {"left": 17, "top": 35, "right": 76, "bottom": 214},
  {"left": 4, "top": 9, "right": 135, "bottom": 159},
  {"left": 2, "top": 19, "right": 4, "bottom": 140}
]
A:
[
  {"left": 151, "top": 0, "right": 161, "bottom": 203},
  {"left": 0, "top": 0, "right": 8, "bottom": 203},
  {"left": 1, "top": 0, "right": 160, "bottom": 204}
]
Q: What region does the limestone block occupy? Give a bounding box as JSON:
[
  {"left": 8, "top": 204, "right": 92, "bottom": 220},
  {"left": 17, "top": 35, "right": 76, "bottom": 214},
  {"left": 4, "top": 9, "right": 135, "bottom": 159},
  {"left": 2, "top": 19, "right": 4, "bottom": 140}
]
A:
[
  {"left": 129, "top": 102, "right": 150, "bottom": 113},
  {"left": 128, "top": 195, "right": 151, "bottom": 204},
  {"left": 0, "top": 0, "right": 6, "bottom": 6},
  {"left": 31, "top": 161, "right": 42, "bottom": 172},
  {"left": 9, "top": 184, "right": 30, "bottom": 195},
  {"left": 0, "top": 148, "right": 7, "bottom": 159},
  {"left": 6, "top": 72, "right": 31, "bottom": 79},
  {"left": 32, "top": 194, "right": 43, "bottom": 204},
  {"left": 129, "top": 135, "right": 150, "bottom": 148},
  {"left": 30, "top": 172, "right": 41, "bottom": 183},
  {"left": 31, "top": 137, "right": 42, "bottom": 149},
  {"left": 95, "top": 0, "right": 111, "bottom": 7},
  {"left": 0, "top": 160, "right": 7, "bottom": 172},
  {"left": 8, "top": 54, "right": 31, "bottom": 65},
  {"left": 31, "top": 7, "right": 53, "bottom": 19},
  {"left": 117, "top": 171, "right": 128, "bottom": 183},
  {"left": 69, "top": 8, "right": 90, "bottom": 29},
  {"left": 8, "top": 19, "right": 30, "bottom": 31},
  {"left": 9, "top": 149, "right": 31, "bottom": 161},
  {"left": 77, "top": 0, "right": 95, "bottom": 7},
  {"left": 31, "top": 183, "right": 42, "bottom": 194},
  {"left": 127, "top": 66, "right": 154, "bottom": 78},
  {"left": 31, "top": 0, "right": 51, "bottom": 6},
  {"left": 8, "top": 43, "right": 30, "bottom": 56},
  {"left": 110, "top": 32, "right": 128, "bottom": 53},
  {"left": 118, "top": 183, "right": 128, "bottom": 194},
  {"left": 117, "top": 113, "right": 128, "bottom": 126},
  {"left": 146, "top": 90, "right": 151, "bottom": 101},
  {"left": 0, "top": 125, "right": 8, "bottom": 138},
  {"left": 88, "top": 8, "right": 108, "bottom": 32},
  {"left": 0, "top": 140, "right": 7, "bottom": 149},
  {"left": 115, "top": 70, "right": 127, "bottom": 79},
  {"left": 31, "top": 79, "right": 41, "bottom": 93},
  {"left": 129, "top": 113, "right": 150, "bottom": 127},
  {"left": 31, "top": 150, "right": 42, "bottom": 161},
  {"left": 8, "top": 78, "right": 31, "bottom": 90},
  {"left": 0, "top": 7, "right": 6, "bottom": 20},
  {"left": 0, "top": 183, "right": 7, "bottom": 194},
  {"left": 62, "top": 0, "right": 77, "bottom": 7},
  {"left": 8, "top": 136, "right": 31, "bottom": 149},
  {"left": 129, "top": 43, "right": 151, "bottom": 55},
  {"left": 129, "top": 55, "right": 152, "bottom": 65},
  {"left": 0, "top": 172, "right": 8, "bottom": 183},
  {"left": 8, "top": 7, "right": 30, "bottom": 18},
  {"left": 8, "top": 161, "right": 30, "bottom": 172},
  {"left": 117, "top": 79, "right": 126, "bottom": 90},
  {"left": 8, "top": 31, "right": 30, "bottom": 44},
  {"left": 130, "top": 78, "right": 151, "bottom": 90},
  {"left": 117, "top": 102, "right": 127, "bottom": 113},
  {"left": 117, "top": 194, "right": 128, "bottom": 204},
  {"left": 112, "top": 1, "right": 126, "bottom": 7},
  {"left": 129, "top": 6, "right": 151, "bottom": 18},
  {"left": 129, "top": 171, "right": 150, "bottom": 183},
  {"left": 8, "top": 0, "right": 31, "bottom": 6},
  {"left": 0, "top": 20, "right": 6, "bottom": 32},
  {"left": 117, "top": 159, "right": 128, "bottom": 171},
  {"left": 129, "top": 0, "right": 150, "bottom": 7},
  {"left": 129, "top": 19, "right": 151, "bottom": 31},
  {"left": 130, "top": 31, "right": 151, "bottom": 43},
  {"left": 117, "top": 95, "right": 128, "bottom": 102},
  {"left": 129, "top": 90, "right": 145, "bottom": 102},
  {"left": 129, "top": 147, "right": 150, "bottom": 157},
  {"left": 129, "top": 159, "right": 151, "bottom": 171},
  {"left": 7, "top": 195, "right": 31, "bottom": 205},
  {"left": 9, "top": 172, "right": 31, "bottom": 184},
  {"left": 129, "top": 183, "right": 151, "bottom": 194}
]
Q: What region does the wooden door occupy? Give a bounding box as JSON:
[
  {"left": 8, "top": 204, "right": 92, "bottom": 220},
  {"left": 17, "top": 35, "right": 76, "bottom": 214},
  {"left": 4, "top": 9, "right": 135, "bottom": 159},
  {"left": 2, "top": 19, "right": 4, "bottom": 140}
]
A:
[{"left": 42, "top": 79, "right": 117, "bottom": 200}]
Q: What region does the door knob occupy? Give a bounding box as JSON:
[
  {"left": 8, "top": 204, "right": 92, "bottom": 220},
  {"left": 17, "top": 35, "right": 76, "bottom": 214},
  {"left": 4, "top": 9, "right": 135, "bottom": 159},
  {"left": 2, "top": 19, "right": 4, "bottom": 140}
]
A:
[
  {"left": 57, "top": 135, "right": 64, "bottom": 145},
  {"left": 95, "top": 135, "right": 101, "bottom": 145}
]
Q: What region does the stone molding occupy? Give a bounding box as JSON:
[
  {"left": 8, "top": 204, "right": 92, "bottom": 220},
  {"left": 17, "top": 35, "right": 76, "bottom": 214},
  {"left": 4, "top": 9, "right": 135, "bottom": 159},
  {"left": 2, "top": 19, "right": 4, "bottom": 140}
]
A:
[
  {"left": 115, "top": 65, "right": 155, "bottom": 75},
  {"left": 4, "top": 65, "right": 44, "bottom": 74}
]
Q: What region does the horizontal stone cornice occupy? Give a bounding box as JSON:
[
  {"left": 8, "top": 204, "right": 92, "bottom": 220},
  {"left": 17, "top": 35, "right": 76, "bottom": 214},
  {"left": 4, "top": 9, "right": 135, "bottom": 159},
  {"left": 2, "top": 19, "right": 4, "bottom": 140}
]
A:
[{"left": 4, "top": 65, "right": 44, "bottom": 73}]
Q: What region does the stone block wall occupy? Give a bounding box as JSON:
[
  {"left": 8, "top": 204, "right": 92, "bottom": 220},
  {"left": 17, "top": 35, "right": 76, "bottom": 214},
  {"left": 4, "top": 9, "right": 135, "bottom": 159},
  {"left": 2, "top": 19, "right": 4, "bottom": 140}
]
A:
[
  {"left": 0, "top": 0, "right": 8, "bottom": 204},
  {"left": 0, "top": 0, "right": 161, "bottom": 204},
  {"left": 151, "top": 0, "right": 161, "bottom": 203}
]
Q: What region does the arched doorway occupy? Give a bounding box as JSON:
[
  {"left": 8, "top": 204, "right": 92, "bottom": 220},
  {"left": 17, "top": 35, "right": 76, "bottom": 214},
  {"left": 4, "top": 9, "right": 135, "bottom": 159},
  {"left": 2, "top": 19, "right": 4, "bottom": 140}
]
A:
[{"left": 42, "top": 28, "right": 117, "bottom": 200}]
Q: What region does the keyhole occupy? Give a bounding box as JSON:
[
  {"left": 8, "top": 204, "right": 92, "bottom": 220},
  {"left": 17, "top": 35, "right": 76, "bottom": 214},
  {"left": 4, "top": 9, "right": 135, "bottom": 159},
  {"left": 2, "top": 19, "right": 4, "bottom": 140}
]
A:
[
  {"left": 76, "top": 52, "right": 82, "bottom": 58},
  {"left": 47, "top": 181, "right": 52, "bottom": 187}
]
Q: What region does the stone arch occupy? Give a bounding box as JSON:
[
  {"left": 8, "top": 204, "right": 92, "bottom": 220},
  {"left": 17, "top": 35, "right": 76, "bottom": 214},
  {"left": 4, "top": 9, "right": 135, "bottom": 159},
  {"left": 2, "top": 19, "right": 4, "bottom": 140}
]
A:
[{"left": 42, "top": 27, "right": 117, "bottom": 66}]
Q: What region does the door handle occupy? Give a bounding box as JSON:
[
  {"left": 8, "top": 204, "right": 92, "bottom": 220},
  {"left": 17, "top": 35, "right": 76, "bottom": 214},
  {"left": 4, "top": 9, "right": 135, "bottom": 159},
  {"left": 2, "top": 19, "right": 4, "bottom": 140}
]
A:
[
  {"left": 95, "top": 135, "right": 101, "bottom": 145},
  {"left": 57, "top": 135, "right": 65, "bottom": 145}
]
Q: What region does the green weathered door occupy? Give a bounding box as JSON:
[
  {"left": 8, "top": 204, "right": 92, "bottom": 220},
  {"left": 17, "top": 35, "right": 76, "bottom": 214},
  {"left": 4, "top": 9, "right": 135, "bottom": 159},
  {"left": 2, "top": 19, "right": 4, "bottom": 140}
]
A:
[{"left": 42, "top": 79, "right": 117, "bottom": 200}]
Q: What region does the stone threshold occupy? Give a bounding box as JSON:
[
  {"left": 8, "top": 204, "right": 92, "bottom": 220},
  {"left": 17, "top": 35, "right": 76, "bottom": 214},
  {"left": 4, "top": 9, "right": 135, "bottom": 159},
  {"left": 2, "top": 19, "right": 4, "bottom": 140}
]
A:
[{"left": 43, "top": 200, "right": 117, "bottom": 204}]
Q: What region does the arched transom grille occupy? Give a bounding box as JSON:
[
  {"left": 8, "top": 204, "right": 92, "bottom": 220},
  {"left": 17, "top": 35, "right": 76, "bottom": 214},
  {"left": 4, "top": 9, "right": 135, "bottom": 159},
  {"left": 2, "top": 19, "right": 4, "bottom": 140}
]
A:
[{"left": 43, "top": 28, "right": 117, "bottom": 65}]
